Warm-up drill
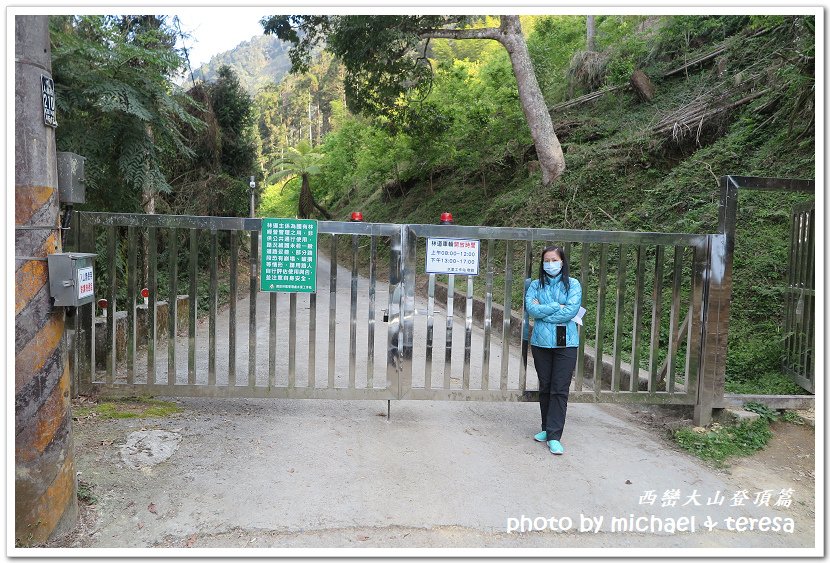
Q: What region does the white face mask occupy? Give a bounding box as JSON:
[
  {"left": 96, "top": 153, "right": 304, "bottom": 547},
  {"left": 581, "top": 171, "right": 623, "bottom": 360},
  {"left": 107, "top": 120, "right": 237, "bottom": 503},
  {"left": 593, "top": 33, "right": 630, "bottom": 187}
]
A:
[{"left": 543, "top": 261, "right": 562, "bottom": 276}]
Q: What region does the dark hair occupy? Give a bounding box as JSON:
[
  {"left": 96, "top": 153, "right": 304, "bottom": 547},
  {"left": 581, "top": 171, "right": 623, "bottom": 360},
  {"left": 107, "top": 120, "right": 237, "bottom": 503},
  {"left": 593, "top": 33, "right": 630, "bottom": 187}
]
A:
[{"left": 538, "top": 245, "right": 570, "bottom": 293}]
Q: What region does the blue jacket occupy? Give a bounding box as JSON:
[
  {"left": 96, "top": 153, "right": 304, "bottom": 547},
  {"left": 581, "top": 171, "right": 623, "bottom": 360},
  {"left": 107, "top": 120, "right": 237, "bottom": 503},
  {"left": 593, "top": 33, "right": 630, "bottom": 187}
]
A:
[{"left": 525, "top": 275, "right": 582, "bottom": 348}]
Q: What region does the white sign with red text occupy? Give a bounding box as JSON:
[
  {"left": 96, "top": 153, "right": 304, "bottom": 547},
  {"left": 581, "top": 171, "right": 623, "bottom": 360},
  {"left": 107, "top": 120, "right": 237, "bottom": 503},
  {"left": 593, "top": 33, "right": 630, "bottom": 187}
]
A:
[
  {"left": 425, "top": 238, "right": 480, "bottom": 276},
  {"left": 77, "top": 266, "right": 94, "bottom": 299}
]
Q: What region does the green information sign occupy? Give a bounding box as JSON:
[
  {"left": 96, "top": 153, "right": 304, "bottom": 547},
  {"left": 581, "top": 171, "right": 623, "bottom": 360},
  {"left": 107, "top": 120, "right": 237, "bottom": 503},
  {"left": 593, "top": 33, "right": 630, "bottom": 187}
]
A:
[{"left": 260, "top": 218, "right": 318, "bottom": 293}]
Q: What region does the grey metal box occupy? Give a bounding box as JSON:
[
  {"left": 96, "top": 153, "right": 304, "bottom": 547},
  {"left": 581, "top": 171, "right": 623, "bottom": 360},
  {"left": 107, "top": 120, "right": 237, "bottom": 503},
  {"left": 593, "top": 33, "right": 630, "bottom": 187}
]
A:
[
  {"left": 57, "top": 151, "right": 86, "bottom": 205},
  {"left": 47, "top": 252, "right": 97, "bottom": 307}
]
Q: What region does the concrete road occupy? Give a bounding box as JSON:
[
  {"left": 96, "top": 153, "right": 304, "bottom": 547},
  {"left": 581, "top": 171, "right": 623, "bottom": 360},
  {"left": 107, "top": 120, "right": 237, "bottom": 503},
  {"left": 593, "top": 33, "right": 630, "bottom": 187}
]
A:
[{"left": 70, "top": 397, "right": 815, "bottom": 551}]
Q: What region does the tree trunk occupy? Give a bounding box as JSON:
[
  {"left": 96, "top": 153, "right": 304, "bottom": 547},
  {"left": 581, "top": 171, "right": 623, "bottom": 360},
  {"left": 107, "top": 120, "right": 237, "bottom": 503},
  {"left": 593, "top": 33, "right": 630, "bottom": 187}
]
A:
[
  {"left": 298, "top": 174, "right": 332, "bottom": 220},
  {"left": 142, "top": 124, "right": 155, "bottom": 287},
  {"left": 497, "top": 16, "right": 565, "bottom": 186},
  {"left": 586, "top": 15, "right": 596, "bottom": 52}
]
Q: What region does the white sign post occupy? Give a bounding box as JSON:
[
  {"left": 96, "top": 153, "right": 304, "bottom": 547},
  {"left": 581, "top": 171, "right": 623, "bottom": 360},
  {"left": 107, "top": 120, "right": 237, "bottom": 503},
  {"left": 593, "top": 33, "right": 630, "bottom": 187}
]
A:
[{"left": 425, "top": 238, "right": 480, "bottom": 275}]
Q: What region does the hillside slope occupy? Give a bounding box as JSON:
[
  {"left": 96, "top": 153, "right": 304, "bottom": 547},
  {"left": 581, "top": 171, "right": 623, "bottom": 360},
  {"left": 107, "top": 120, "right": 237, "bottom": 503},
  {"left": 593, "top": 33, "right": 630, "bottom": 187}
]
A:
[{"left": 302, "top": 17, "right": 815, "bottom": 395}]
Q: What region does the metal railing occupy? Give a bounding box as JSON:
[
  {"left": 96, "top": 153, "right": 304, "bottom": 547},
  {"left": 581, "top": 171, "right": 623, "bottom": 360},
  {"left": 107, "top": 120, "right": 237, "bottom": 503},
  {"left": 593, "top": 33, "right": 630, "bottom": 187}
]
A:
[
  {"left": 69, "top": 212, "right": 718, "bottom": 418},
  {"left": 783, "top": 201, "right": 815, "bottom": 392}
]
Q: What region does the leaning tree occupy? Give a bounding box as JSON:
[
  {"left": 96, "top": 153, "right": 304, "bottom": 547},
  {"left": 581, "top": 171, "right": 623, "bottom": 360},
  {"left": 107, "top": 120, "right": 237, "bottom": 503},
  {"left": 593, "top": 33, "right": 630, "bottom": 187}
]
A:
[
  {"left": 267, "top": 140, "right": 332, "bottom": 219},
  {"left": 261, "top": 15, "right": 566, "bottom": 186}
]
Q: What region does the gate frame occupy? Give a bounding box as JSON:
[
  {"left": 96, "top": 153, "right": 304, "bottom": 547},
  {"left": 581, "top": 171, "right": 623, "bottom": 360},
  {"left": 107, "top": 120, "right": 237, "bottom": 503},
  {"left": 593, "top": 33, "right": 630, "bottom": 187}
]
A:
[
  {"left": 69, "top": 176, "right": 816, "bottom": 425},
  {"left": 707, "top": 175, "right": 816, "bottom": 420}
]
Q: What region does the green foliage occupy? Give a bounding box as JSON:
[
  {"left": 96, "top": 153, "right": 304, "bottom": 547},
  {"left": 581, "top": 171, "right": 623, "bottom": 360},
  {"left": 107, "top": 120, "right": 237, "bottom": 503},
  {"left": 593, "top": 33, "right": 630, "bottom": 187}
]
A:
[
  {"left": 210, "top": 66, "right": 257, "bottom": 178},
  {"left": 781, "top": 411, "right": 806, "bottom": 425},
  {"left": 77, "top": 480, "right": 97, "bottom": 505},
  {"left": 743, "top": 402, "right": 779, "bottom": 422},
  {"left": 73, "top": 397, "right": 182, "bottom": 419},
  {"left": 653, "top": 15, "right": 750, "bottom": 59},
  {"left": 674, "top": 419, "right": 772, "bottom": 466},
  {"left": 260, "top": 177, "right": 301, "bottom": 218},
  {"left": 528, "top": 16, "right": 587, "bottom": 101},
  {"left": 262, "top": 15, "right": 473, "bottom": 121},
  {"left": 51, "top": 15, "right": 204, "bottom": 212}
]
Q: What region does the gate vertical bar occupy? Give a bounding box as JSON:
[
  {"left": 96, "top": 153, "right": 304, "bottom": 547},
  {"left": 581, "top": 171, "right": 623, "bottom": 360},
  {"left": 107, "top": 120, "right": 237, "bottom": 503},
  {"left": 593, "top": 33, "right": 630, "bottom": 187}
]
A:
[
  {"left": 425, "top": 273, "right": 435, "bottom": 389},
  {"left": 147, "top": 226, "right": 158, "bottom": 385},
  {"left": 666, "top": 246, "right": 684, "bottom": 394},
  {"left": 444, "top": 274, "right": 455, "bottom": 389},
  {"left": 229, "top": 230, "right": 238, "bottom": 386},
  {"left": 208, "top": 230, "right": 217, "bottom": 386},
  {"left": 575, "top": 243, "right": 590, "bottom": 390},
  {"left": 289, "top": 293, "right": 297, "bottom": 388},
  {"left": 630, "top": 244, "right": 646, "bottom": 392},
  {"left": 611, "top": 245, "right": 627, "bottom": 392},
  {"left": 269, "top": 292, "right": 277, "bottom": 388},
  {"left": 308, "top": 291, "right": 316, "bottom": 388},
  {"left": 188, "top": 229, "right": 198, "bottom": 385},
  {"left": 387, "top": 228, "right": 402, "bottom": 398},
  {"left": 500, "top": 240, "right": 514, "bottom": 390},
  {"left": 248, "top": 229, "right": 258, "bottom": 388},
  {"left": 593, "top": 244, "right": 609, "bottom": 397},
  {"left": 804, "top": 207, "right": 815, "bottom": 385},
  {"left": 519, "top": 240, "right": 532, "bottom": 391},
  {"left": 481, "top": 239, "right": 494, "bottom": 391},
  {"left": 367, "top": 235, "right": 377, "bottom": 388},
  {"left": 400, "top": 226, "right": 416, "bottom": 397},
  {"left": 349, "top": 234, "right": 359, "bottom": 388},
  {"left": 167, "top": 228, "right": 178, "bottom": 385},
  {"left": 791, "top": 209, "right": 805, "bottom": 368},
  {"left": 462, "top": 275, "right": 473, "bottom": 390},
  {"left": 796, "top": 209, "right": 811, "bottom": 380},
  {"left": 329, "top": 235, "right": 337, "bottom": 389},
  {"left": 784, "top": 209, "right": 800, "bottom": 366},
  {"left": 106, "top": 225, "right": 116, "bottom": 384},
  {"left": 648, "top": 246, "right": 665, "bottom": 393}
]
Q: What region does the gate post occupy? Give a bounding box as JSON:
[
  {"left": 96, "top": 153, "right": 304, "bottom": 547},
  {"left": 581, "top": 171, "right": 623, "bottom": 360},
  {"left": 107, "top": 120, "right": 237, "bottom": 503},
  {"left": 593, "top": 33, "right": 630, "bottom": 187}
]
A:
[
  {"left": 694, "top": 177, "right": 738, "bottom": 425},
  {"left": 386, "top": 227, "right": 403, "bottom": 399},
  {"left": 400, "top": 226, "right": 417, "bottom": 399},
  {"left": 694, "top": 234, "right": 727, "bottom": 426}
]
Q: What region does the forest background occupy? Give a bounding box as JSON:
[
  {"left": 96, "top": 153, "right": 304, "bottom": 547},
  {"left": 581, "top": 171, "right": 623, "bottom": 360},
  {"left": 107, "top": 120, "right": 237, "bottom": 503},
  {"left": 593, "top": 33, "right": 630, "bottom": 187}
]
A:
[{"left": 50, "top": 14, "right": 816, "bottom": 397}]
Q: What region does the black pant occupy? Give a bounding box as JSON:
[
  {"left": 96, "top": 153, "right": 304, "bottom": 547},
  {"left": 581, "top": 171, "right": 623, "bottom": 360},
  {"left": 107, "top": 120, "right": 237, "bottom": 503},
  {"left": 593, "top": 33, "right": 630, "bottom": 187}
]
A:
[{"left": 531, "top": 345, "right": 578, "bottom": 441}]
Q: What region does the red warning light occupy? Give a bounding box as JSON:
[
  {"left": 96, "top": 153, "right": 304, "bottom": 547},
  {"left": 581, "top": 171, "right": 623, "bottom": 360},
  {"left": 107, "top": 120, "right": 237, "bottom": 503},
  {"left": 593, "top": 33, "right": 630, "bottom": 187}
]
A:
[
  {"left": 97, "top": 298, "right": 108, "bottom": 309},
  {"left": 440, "top": 212, "right": 453, "bottom": 224},
  {"left": 351, "top": 211, "right": 364, "bottom": 222},
  {"left": 140, "top": 288, "right": 149, "bottom": 299}
]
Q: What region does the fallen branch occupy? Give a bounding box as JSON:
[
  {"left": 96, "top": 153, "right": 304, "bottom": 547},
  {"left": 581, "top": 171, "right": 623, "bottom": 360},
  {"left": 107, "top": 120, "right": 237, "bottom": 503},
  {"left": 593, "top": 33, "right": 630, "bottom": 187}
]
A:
[
  {"left": 549, "top": 84, "right": 628, "bottom": 113},
  {"left": 652, "top": 89, "right": 769, "bottom": 138},
  {"left": 662, "top": 27, "right": 771, "bottom": 78}
]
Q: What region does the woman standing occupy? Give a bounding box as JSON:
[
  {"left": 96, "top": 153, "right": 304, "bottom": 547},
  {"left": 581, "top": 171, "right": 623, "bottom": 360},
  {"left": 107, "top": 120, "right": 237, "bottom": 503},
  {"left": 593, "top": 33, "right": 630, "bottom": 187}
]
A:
[{"left": 525, "top": 246, "right": 582, "bottom": 455}]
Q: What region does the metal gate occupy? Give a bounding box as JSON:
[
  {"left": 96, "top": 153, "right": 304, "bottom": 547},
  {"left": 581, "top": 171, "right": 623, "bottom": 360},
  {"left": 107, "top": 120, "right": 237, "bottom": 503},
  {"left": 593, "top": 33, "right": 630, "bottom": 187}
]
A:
[
  {"left": 68, "top": 212, "right": 720, "bottom": 417},
  {"left": 783, "top": 200, "right": 815, "bottom": 392}
]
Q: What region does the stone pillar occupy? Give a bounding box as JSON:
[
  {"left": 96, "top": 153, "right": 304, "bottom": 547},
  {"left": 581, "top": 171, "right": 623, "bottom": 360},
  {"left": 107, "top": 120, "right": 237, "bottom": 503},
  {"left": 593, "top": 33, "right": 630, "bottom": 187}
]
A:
[{"left": 15, "top": 15, "right": 78, "bottom": 544}]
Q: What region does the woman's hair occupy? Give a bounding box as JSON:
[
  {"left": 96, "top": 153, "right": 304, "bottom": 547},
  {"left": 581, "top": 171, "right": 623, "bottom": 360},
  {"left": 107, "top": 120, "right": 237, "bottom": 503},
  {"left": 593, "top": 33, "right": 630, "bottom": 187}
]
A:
[{"left": 538, "top": 245, "right": 570, "bottom": 293}]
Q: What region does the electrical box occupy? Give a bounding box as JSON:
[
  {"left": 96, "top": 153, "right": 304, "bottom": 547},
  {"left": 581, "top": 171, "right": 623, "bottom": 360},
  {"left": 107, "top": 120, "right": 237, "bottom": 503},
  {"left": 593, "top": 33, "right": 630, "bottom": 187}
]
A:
[
  {"left": 47, "top": 252, "right": 97, "bottom": 307},
  {"left": 56, "top": 151, "right": 86, "bottom": 205}
]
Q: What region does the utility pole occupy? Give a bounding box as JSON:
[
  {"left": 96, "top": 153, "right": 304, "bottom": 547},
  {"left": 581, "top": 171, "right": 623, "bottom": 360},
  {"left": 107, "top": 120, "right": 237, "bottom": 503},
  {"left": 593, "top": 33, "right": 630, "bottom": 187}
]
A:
[{"left": 15, "top": 15, "right": 78, "bottom": 544}]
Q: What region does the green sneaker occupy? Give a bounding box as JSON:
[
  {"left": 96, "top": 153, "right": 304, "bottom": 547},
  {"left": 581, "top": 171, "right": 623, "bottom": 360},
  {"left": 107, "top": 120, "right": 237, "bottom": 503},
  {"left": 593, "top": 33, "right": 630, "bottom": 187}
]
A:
[
  {"left": 548, "top": 440, "right": 564, "bottom": 455},
  {"left": 534, "top": 430, "right": 547, "bottom": 442}
]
